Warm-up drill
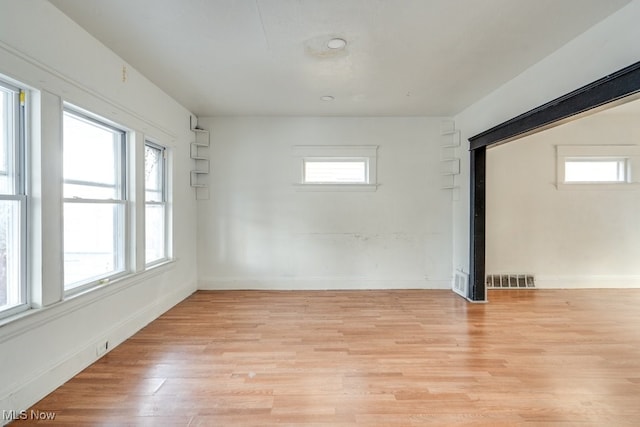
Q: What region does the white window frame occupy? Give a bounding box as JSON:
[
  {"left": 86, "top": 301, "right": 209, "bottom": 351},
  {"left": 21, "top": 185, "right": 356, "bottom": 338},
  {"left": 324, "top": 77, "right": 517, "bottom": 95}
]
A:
[
  {"left": 292, "top": 145, "right": 378, "bottom": 191},
  {"left": 62, "top": 107, "right": 129, "bottom": 294},
  {"left": 556, "top": 145, "right": 640, "bottom": 190},
  {"left": 0, "top": 78, "right": 28, "bottom": 319},
  {"left": 144, "top": 140, "right": 169, "bottom": 266}
]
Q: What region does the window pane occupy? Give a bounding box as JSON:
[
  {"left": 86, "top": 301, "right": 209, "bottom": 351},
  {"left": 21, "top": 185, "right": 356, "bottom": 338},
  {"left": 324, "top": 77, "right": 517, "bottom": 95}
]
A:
[
  {"left": 0, "top": 87, "right": 16, "bottom": 195},
  {"left": 565, "top": 159, "right": 626, "bottom": 182},
  {"left": 64, "top": 203, "right": 125, "bottom": 289},
  {"left": 145, "top": 142, "right": 167, "bottom": 265},
  {"left": 304, "top": 160, "right": 367, "bottom": 183},
  {"left": 145, "top": 204, "right": 165, "bottom": 264},
  {"left": 0, "top": 90, "right": 5, "bottom": 175},
  {"left": 0, "top": 200, "right": 22, "bottom": 310},
  {"left": 145, "top": 145, "right": 163, "bottom": 202},
  {"left": 63, "top": 112, "right": 123, "bottom": 198}
]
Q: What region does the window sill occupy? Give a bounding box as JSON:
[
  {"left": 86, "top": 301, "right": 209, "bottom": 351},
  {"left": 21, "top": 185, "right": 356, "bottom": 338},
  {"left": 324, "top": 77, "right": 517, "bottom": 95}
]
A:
[
  {"left": 0, "top": 259, "right": 177, "bottom": 342},
  {"left": 145, "top": 258, "right": 174, "bottom": 271},
  {"left": 64, "top": 270, "right": 130, "bottom": 298},
  {"left": 293, "top": 183, "right": 378, "bottom": 192},
  {"left": 0, "top": 304, "right": 30, "bottom": 323},
  {"left": 556, "top": 182, "right": 640, "bottom": 191},
  {"left": 64, "top": 258, "right": 177, "bottom": 300}
]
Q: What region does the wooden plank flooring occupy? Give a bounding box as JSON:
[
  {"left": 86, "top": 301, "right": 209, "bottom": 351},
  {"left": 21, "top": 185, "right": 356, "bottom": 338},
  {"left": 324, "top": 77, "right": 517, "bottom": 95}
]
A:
[{"left": 11, "top": 289, "right": 640, "bottom": 426}]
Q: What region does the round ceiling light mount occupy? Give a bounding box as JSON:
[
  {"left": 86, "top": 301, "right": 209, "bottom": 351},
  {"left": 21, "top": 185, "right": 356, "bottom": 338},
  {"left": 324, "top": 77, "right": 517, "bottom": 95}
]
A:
[
  {"left": 327, "top": 38, "right": 347, "bottom": 50},
  {"left": 320, "top": 95, "right": 335, "bottom": 101}
]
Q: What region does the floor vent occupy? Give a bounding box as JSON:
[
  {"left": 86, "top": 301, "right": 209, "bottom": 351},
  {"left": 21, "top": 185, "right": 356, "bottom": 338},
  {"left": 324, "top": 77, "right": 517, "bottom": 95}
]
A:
[
  {"left": 453, "top": 270, "right": 469, "bottom": 297},
  {"left": 486, "top": 274, "right": 535, "bottom": 289}
]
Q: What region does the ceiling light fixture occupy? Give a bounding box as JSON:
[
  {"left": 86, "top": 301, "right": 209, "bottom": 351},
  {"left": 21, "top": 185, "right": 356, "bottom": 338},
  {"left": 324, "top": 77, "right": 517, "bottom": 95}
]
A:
[
  {"left": 320, "top": 95, "right": 335, "bottom": 101},
  {"left": 327, "top": 38, "right": 347, "bottom": 50}
]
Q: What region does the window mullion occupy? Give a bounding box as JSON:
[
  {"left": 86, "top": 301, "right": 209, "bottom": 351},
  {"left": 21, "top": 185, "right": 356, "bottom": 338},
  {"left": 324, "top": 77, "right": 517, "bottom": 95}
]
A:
[
  {"left": 64, "top": 198, "right": 125, "bottom": 204},
  {"left": 0, "top": 194, "right": 27, "bottom": 202},
  {"left": 63, "top": 178, "right": 119, "bottom": 189}
]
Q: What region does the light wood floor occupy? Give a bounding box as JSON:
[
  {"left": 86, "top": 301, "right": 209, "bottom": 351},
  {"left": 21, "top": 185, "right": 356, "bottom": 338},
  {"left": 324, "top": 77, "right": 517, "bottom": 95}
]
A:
[{"left": 12, "top": 289, "right": 640, "bottom": 426}]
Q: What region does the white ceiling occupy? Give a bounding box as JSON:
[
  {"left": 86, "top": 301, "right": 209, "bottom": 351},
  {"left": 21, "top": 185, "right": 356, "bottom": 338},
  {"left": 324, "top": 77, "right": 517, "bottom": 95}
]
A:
[{"left": 49, "top": 0, "right": 631, "bottom": 117}]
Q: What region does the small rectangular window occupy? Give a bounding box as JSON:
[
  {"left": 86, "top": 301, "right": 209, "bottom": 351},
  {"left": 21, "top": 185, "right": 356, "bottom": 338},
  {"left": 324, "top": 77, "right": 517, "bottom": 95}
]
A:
[
  {"left": 303, "top": 159, "right": 368, "bottom": 184},
  {"left": 292, "top": 145, "right": 378, "bottom": 191},
  {"left": 63, "top": 108, "right": 127, "bottom": 291},
  {"left": 557, "top": 145, "right": 639, "bottom": 190},
  {"left": 145, "top": 141, "right": 168, "bottom": 265},
  {"left": 564, "top": 158, "right": 627, "bottom": 183},
  {"left": 0, "top": 78, "right": 27, "bottom": 318}
]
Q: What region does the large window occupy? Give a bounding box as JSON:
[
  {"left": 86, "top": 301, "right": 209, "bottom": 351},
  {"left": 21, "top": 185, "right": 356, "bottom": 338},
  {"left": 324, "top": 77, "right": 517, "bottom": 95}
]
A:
[
  {"left": 63, "top": 109, "right": 127, "bottom": 291},
  {"left": 0, "top": 79, "right": 27, "bottom": 317},
  {"left": 144, "top": 141, "right": 168, "bottom": 265}
]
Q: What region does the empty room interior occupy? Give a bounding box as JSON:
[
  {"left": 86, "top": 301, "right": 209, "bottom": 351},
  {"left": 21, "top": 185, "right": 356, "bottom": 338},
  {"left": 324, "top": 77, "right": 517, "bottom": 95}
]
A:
[{"left": 1, "top": 0, "right": 640, "bottom": 425}]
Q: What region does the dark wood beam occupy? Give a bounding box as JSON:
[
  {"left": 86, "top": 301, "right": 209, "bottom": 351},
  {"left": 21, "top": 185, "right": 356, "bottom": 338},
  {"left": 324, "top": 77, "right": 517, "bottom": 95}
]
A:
[
  {"left": 469, "top": 147, "right": 486, "bottom": 301},
  {"left": 469, "top": 61, "right": 640, "bottom": 150}
]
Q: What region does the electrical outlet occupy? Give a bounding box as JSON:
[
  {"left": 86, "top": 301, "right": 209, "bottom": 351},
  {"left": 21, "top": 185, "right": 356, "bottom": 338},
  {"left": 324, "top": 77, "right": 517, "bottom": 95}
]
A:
[{"left": 96, "top": 340, "right": 109, "bottom": 357}]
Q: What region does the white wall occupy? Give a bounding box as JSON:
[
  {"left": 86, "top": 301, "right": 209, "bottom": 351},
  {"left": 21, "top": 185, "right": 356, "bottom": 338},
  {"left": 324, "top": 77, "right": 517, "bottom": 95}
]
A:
[
  {"left": 0, "top": 0, "right": 197, "bottom": 418},
  {"left": 197, "top": 117, "right": 453, "bottom": 290},
  {"left": 486, "top": 112, "right": 640, "bottom": 288},
  {"left": 453, "top": 0, "right": 640, "bottom": 288}
]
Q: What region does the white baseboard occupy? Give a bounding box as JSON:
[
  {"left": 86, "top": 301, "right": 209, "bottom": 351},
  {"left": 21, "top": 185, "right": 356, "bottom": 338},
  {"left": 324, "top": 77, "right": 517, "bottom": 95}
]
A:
[
  {"left": 0, "top": 282, "right": 194, "bottom": 425},
  {"left": 535, "top": 275, "right": 640, "bottom": 289},
  {"left": 198, "top": 277, "right": 451, "bottom": 290}
]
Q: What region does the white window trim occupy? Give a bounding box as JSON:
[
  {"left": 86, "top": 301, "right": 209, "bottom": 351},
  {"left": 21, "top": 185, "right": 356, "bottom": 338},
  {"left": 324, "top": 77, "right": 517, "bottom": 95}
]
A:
[
  {"left": 292, "top": 145, "right": 378, "bottom": 191},
  {"left": 556, "top": 145, "right": 640, "bottom": 191},
  {"left": 144, "top": 140, "right": 170, "bottom": 267}
]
